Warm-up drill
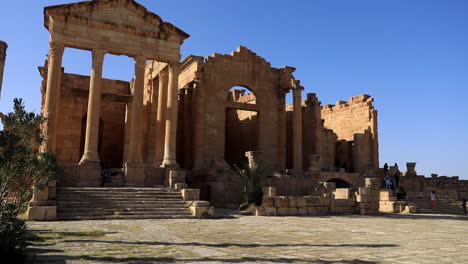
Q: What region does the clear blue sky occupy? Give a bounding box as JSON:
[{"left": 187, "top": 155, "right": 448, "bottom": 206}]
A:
[{"left": 0, "top": 0, "right": 467, "bottom": 178}]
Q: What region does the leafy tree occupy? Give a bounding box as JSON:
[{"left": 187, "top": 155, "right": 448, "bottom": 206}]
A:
[
  {"left": 0, "top": 98, "right": 61, "bottom": 260},
  {"left": 232, "top": 163, "right": 266, "bottom": 206}
]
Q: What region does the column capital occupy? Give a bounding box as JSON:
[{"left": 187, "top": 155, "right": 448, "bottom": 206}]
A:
[
  {"left": 292, "top": 86, "right": 304, "bottom": 97},
  {"left": 168, "top": 61, "right": 180, "bottom": 69},
  {"left": 49, "top": 41, "right": 64, "bottom": 57},
  {"left": 91, "top": 49, "right": 106, "bottom": 66},
  {"left": 134, "top": 55, "right": 146, "bottom": 67},
  {"left": 158, "top": 69, "right": 168, "bottom": 81}
]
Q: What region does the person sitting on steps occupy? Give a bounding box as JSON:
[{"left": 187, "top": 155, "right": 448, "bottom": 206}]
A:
[{"left": 100, "top": 163, "right": 112, "bottom": 187}]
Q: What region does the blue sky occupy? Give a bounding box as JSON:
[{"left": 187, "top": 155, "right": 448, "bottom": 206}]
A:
[{"left": 0, "top": 0, "right": 467, "bottom": 178}]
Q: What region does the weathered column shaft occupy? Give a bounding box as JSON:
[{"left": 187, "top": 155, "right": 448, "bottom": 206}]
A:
[
  {"left": 0, "top": 41, "right": 7, "bottom": 102},
  {"left": 128, "top": 56, "right": 146, "bottom": 164},
  {"left": 155, "top": 70, "right": 168, "bottom": 165},
  {"left": 162, "top": 63, "right": 180, "bottom": 168},
  {"left": 80, "top": 49, "right": 106, "bottom": 163},
  {"left": 292, "top": 88, "right": 303, "bottom": 170},
  {"left": 43, "top": 41, "right": 64, "bottom": 152}
]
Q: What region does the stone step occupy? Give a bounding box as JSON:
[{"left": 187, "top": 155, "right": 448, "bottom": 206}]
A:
[
  {"left": 58, "top": 215, "right": 196, "bottom": 220},
  {"left": 57, "top": 187, "right": 175, "bottom": 191},
  {"left": 58, "top": 210, "right": 192, "bottom": 217},
  {"left": 56, "top": 187, "right": 193, "bottom": 220},
  {"left": 58, "top": 207, "right": 190, "bottom": 213}
]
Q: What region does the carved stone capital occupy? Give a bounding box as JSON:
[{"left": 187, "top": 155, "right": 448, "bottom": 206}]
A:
[
  {"left": 134, "top": 55, "right": 146, "bottom": 69},
  {"left": 91, "top": 49, "right": 106, "bottom": 67},
  {"left": 49, "top": 41, "right": 64, "bottom": 58},
  {"left": 158, "top": 70, "right": 168, "bottom": 82}
]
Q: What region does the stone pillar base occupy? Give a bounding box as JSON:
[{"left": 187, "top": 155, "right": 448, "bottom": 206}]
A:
[
  {"left": 78, "top": 161, "right": 101, "bottom": 187},
  {"left": 124, "top": 163, "right": 145, "bottom": 187},
  {"left": 27, "top": 206, "right": 57, "bottom": 221}
]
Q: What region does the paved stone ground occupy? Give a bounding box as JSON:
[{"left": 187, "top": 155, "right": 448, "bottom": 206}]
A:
[{"left": 25, "top": 212, "right": 468, "bottom": 264}]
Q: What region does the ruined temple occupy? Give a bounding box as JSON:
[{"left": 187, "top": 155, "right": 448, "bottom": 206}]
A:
[{"left": 28, "top": 0, "right": 467, "bottom": 220}]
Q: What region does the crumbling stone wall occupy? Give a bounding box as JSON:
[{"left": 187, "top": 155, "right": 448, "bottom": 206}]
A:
[{"left": 321, "top": 94, "right": 379, "bottom": 172}]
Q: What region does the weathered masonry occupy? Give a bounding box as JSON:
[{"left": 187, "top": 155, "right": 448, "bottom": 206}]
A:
[{"left": 31, "top": 0, "right": 467, "bottom": 216}]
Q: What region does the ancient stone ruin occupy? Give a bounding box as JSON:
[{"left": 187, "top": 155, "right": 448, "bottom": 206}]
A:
[{"left": 27, "top": 0, "right": 467, "bottom": 220}]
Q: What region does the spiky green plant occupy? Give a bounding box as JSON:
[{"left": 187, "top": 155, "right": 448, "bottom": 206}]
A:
[{"left": 232, "top": 163, "right": 266, "bottom": 205}]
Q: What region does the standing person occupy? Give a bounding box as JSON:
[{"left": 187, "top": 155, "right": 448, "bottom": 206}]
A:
[
  {"left": 431, "top": 191, "right": 437, "bottom": 209},
  {"left": 384, "top": 174, "right": 392, "bottom": 189},
  {"left": 383, "top": 163, "right": 389, "bottom": 173},
  {"left": 394, "top": 171, "right": 400, "bottom": 188},
  {"left": 462, "top": 198, "right": 467, "bottom": 215}
]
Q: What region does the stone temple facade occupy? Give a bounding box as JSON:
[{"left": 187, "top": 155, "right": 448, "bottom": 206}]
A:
[{"left": 33, "top": 0, "right": 467, "bottom": 212}]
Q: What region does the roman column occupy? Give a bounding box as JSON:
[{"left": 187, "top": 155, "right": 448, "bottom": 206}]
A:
[
  {"left": 292, "top": 86, "right": 304, "bottom": 170},
  {"left": 43, "top": 41, "right": 64, "bottom": 152},
  {"left": 154, "top": 69, "right": 168, "bottom": 165},
  {"left": 161, "top": 62, "right": 180, "bottom": 168},
  {"left": 0, "top": 41, "right": 7, "bottom": 102},
  {"left": 128, "top": 55, "right": 146, "bottom": 164},
  {"left": 80, "top": 49, "right": 106, "bottom": 164}
]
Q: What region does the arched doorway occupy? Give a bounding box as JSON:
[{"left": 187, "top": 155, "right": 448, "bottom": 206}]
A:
[
  {"left": 327, "top": 178, "right": 352, "bottom": 189},
  {"left": 225, "top": 86, "right": 259, "bottom": 167}
]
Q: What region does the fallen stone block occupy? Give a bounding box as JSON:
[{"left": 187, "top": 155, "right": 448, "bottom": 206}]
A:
[
  {"left": 305, "top": 196, "right": 320, "bottom": 207},
  {"left": 307, "top": 206, "right": 318, "bottom": 215},
  {"left": 335, "top": 199, "right": 355, "bottom": 207}
]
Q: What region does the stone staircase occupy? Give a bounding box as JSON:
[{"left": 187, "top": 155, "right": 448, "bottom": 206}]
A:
[
  {"left": 102, "top": 168, "right": 125, "bottom": 187},
  {"left": 56, "top": 187, "right": 195, "bottom": 220},
  {"left": 405, "top": 192, "right": 465, "bottom": 215}
]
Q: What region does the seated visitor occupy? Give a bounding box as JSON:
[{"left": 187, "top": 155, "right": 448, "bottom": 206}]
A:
[{"left": 100, "top": 163, "right": 112, "bottom": 187}]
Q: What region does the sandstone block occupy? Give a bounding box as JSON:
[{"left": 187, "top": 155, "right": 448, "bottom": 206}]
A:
[
  {"left": 288, "top": 197, "right": 297, "bottom": 207},
  {"left": 358, "top": 187, "right": 372, "bottom": 196},
  {"left": 365, "top": 178, "right": 380, "bottom": 187},
  {"left": 174, "top": 183, "right": 188, "bottom": 190},
  {"left": 190, "top": 205, "right": 208, "bottom": 218},
  {"left": 263, "top": 187, "right": 277, "bottom": 196},
  {"left": 169, "top": 170, "right": 186, "bottom": 188},
  {"left": 297, "top": 207, "right": 307, "bottom": 216},
  {"left": 264, "top": 207, "right": 277, "bottom": 216},
  {"left": 27, "top": 206, "right": 56, "bottom": 221},
  {"left": 288, "top": 207, "right": 298, "bottom": 216},
  {"left": 296, "top": 197, "right": 307, "bottom": 207},
  {"left": 334, "top": 206, "right": 354, "bottom": 215},
  {"left": 208, "top": 206, "right": 215, "bottom": 217},
  {"left": 319, "top": 197, "right": 330, "bottom": 206},
  {"left": 335, "top": 188, "right": 351, "bottom": 199},
  {"left": 254, "top": 206, "right": 265, "bottom": 216},
  {"left": 307, "top": 206, "right": 318, "bottom": 215},
  {"left": 279, "top": 196, "right": 289, "bottom": 207},
  {"left": 380, "top": 189, "right": 393, "bottom": 198},
  {"left": 262, "top": 196, "right": 274, "bottom": 207},
  {"left": 317, "top": 206, "right": 329, "bottom": 215},
  {"left": 191, "top": 200, "right": 210, "bottom": 207},
  {"left": 305, "top": 196, "right": 320, "bottom": 207},
  {"left": 335, "top": 199, "right": 355, "bottom": 207},
  {"left": 370, "top": 202, "right": 379, "bottom": 210},
  {"left": 273, "top": 196, "right": 282, "bottom": 207},
  {"left": 181, "top": 189, "right": 200, "bottom": 201},
  {"left": 277, "top": 207, "right": 288, "bottom": 216}
]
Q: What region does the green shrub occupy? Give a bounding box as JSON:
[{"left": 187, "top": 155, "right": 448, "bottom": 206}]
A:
[
  {"left": 232, "top": 163, "right": 266, "bottom": 206},
  {"left": 0, "top": 202, "right": 28, "bottom": 263}
]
